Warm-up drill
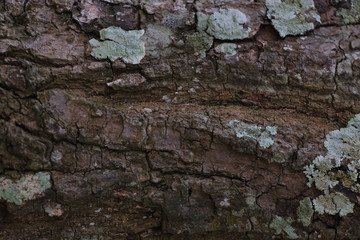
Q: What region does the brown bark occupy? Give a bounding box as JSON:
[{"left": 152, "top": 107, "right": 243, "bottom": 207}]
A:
[{"left": 1, "top": 0, "right": 360, "bottom": 239}]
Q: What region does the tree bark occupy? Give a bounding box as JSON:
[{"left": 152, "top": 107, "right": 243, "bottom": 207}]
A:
[{"left": 1, "top": 0, "right": 360, "bottom": 239}]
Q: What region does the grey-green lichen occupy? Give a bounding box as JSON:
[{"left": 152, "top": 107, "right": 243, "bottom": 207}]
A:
[
  {"left": 336, "top": 0, "right": 360, "bottom": 24},
  {"left": 304, "top": 157, "right": 339, "bottom": 194},
  {"left": 44, "top": 202, "right": 63, "bottom": 217},
  {"left": 197, "top": 9, "right": 251, "bottom": 40},
  {"left": 312, "top": 192, "right": 354, "bottom": 217},
  {"left": 266, "top": 0, "right": 321, "bottom": 37},
  {"left": 271, "top": 153, "right": 287, "bottom": 163},
  {"left": 191, "top": 9, "right": 250, "bottom": 58},
  {"left": 89, "top": 26, "right": 145, "bottom": 64},
  {"left": 228, "top": 120, "right": 277, "bottom": 149},
  {"left": 245, "top": 188, "right": 257, "bottom": 208},
  {"left": 303, "top": 114, "right": 360, "bottom": 216},
  {"left": 197, "top": 12, "right": 208, "bottom": 32},
  {"left": 0, "top": 172, "right": 51, "bottom": 205},
  {"left": 325, "top": 114, "right": 360, "bottom": 162},
  {"left": 215, "top": 43, "right": 237, "bottom": 57},
  {"left": 186, "top": 32, "right": 213, "bottom": 58},
  {"left": 270, "top": 216, "right": 299, "bottom": 239},
  {"left": 143, "top": 24, "right": 172, "bottom": 52},
  {"left": 297, "top": 197, "right": 314, "bottom": 227}
]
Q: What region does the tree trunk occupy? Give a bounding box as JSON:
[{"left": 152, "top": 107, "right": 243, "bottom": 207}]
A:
[{"left": 1, "top": 0, "right": 360, "bottom": 239}]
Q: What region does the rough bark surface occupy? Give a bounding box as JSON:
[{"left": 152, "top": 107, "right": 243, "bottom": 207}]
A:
[{"left": 1, "top": 0, "right": 360, "bottom": 239}]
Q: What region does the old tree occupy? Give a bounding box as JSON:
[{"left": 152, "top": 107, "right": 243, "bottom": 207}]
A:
[{"left": 1, "top": 0, "right": 360, "bottom": 239}]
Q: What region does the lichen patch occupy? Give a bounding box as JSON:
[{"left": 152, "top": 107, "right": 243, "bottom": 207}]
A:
[
  {"left": 196, "top": 9, "right": 252, "bottom": 40},
  {"left": 303, "top": 114, "right": 360, "bottom": 217},
  {"left": 89, "top": 26, "right": 145, "bottom": 64},
  {"left": 186, "top": 32, "right": 213, "bottom": 58},
  {"left": 313, "top": 192, "right": 354, "bottom": 217},
  {"left": 297, "top": 197, "right": 314, "bottom": 227},
  {"left": 270, "top": 215, "right": 299, "bottom": 239},
  {"left": 0, "top": 172, "right": 51, "bottom": 205},
  {"left": 44, "top": 202, "right": 64, "bottom": 217},
  {"left": 228, "top": 120, "right": 277, "bottom": 149},
  {"left": 266, "top": 0, "right": 321, "bottom": 37},
  {"left": 215, "top": 43, "right": 237, "bottom": 57},
  {"left": 336, "top": 0, "right": 360, "bottom": 24}
]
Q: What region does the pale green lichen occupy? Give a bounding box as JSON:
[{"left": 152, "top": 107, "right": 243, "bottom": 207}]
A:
[
  {"left": 245, "top": 188, "right": 257, "bottom": 208},
  {"left": 186, "top": 32, "right": 213, "bottom": 58},
  {"left": 89, "top": 26, "right": 145, "bottom": 64},
  {"left": 196, "top": 12, "right": 209, "bottom": 32},
  {"left": 271, "top": 153, "right": 287, "bottom": 163},
  {"left": 304, "top": 162, "right": 339, "bottom": 194},
  {"left": 143, "top": 24, "right": 172, "bottom": 52},
  {"left": 336, "top": 0, "right": 360, "bottom": 24},
  {"left": 347, "top": 159, "right": 360, "bottom": 182},
  {"left": 197, "top": 9, "right": 251, "bottom": 40},
  {"left": 303, "top": 114, "right": 360, "bottom": 217},
  {"left": 324, "top": 114, "right": 360, "bottom": 160},
  {"left": 44, "top": 202, "right": 63, "bottom": 217},
  {"left": 193, "top": 9, "right": 249, "bottom": 58},
  {"left": 228, "top": 120, "right": 277, "bottom": 149},
  {"left": 313, "top": 192, "right": 354, "bottom": 217},
  {"left": 270, "top": 216, "right": 299, "bottom": 239},
  {"left": 207, "top": 9, "right": 250, "bottom": 40},
  {"left": 297, "top": 197, "right": 314, "bottom": 227},
  {"left": 266, "top": 126, "right": 278, "bottom": 135},
  {"left": 259, "top": 131, "right": 275, "bottom": 148},
  {"left": 0, "top": 172, "right": 51, "bottom": 205},
  {"left": 215, "top": 43, "right": 237, "bottom": 57},
  {"left": 266, "top": 0, "right": 321, "bottom": 37}
]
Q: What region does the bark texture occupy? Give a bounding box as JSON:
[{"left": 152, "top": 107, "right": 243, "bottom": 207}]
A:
[{"left": 1, "top": 0, "right": 360, "bottom": 239}]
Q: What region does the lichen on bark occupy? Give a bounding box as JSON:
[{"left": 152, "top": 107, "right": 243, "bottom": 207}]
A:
[
  {"left": 266, "top": 0, "right": 321, "bottom": 37},
  {"left": 0, "top": 172, "right": 51, "bottom": 205},
  {"left": 206, "top": 9, "right": 250, "bottom": 40},
  {"left": 2, "top": 0, "right": 360, "bottom": 238},
  {"left": 336, "top": 0, "right": 360, "bottom": 24},
  {"left": 297, "top": 197, "right": 314, "bottom": 227},
  {"left": 304, "top": 114, "right": 360, "bottom": 217},
  {"left": 228, "top": 120, "right": 277, "bottom": 149},
  {"left": 215, "top": 43, "right": 237, "bottom": 57},
  {"left": 270, "top": 216, "right": 299, "bottom": 239},
  {"left": 89, "top": 26, "right": 145, "bottom": 64}
]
